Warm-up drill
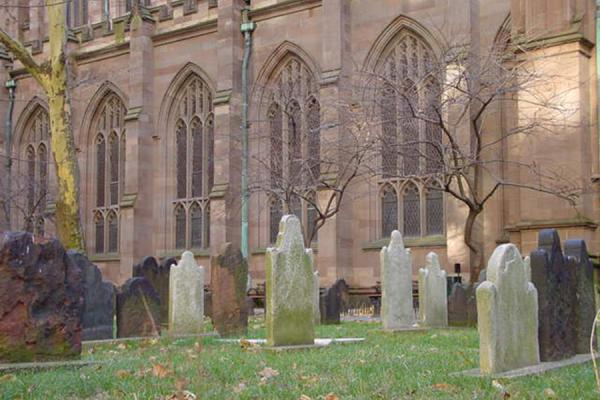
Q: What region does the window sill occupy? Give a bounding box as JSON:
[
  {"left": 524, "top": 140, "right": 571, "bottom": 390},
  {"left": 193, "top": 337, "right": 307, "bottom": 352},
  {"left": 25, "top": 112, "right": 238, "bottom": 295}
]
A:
[
  {"left": 157, "top": 248, "right": 211, "bottom": 258},
  {"left": 362, "top": 235, "right": 446, "bottom": 250},
  {"left": 89, "top": 254, "right": 120, "bottom": 262}
]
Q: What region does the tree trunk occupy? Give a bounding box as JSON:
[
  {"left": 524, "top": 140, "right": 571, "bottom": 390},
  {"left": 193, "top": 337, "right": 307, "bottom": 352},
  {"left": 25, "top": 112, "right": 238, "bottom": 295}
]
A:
[
  {"left": 46, "top": 1, "right": 85, "bottom": 251},
  {"left": 464, "top": 207, "right": 484, "bottom": 284}
]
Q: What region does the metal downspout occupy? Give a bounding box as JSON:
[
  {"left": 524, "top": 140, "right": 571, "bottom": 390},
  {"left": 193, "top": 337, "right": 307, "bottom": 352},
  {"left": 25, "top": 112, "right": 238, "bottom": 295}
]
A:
[
  {"left": 597, "top": 1, "right": 600, "bottom": 174},
  {"left": 4, "top": 79, "right": 16, "bottom": 230},
  {"left": 240, "top": 6, "right": 255, "bottom": 260}
]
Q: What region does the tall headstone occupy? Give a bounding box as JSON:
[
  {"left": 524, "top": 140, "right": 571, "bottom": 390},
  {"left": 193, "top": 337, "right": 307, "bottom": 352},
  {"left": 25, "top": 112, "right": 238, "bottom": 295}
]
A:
[
  {"left": 169, "top": 251, "right": 204, "bottom": 335},
  {"left": 0, "top": 232, "right": 84, "bottom": 362},
  {"left": 211, "top": 243, "right": 248, "bottom": 337},
  {"left": 477, "top": 244, "right": 539, "bottom": 374},
  {"left": 448, "top": 282, "right": 477, "bottom": 327},
  {"left": 320, "top": 279, "right": 344, "bottom": 324},
  {"left": 418, "top": 252, "right": 448, "bottom": 328},
  {"left": 69, "top": 251, "right": 115, "bottom": 340},
  {"left": 117, "top": 277, "right": 161, "bottom": 338},
  {"left": 313, "top": 271, "right": 321, "bottom": 325},
  {"left": 564, "top": 239, "right": 597, "bottom": 354},
  {"left": 265, "top": 215, "right": 315, "bottom": 347},
  {"left": 530, "top": 229, "right": 576, "bottom": 361},
  {"left": 380, "top": 230, "right": 414, "bottom": 330},
  {"left": 134, "top": 256, "right": 171, "bottom": 325}
]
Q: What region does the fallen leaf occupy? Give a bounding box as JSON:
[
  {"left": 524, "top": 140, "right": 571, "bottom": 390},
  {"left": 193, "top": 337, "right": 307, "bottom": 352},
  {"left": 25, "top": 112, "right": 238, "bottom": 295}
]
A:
[
  {"left": 164, "top": 390, "right": 197, "bottom": 400},
  {"left": 233, "top": 382, "right": 247, "bottom": 393},
  {"left": 240, "top": 339, "right": 259, "bottom": 352},
  {"left": 543, "top": 388, "right": 556, "bottom": 398},
  {"left": 152, "top": 364, "right": 171, "bottom": 378},
  {"left": 134, "top": 368, "right": 150, "bottom": 378},
  {"left": 115, "top": 370, "right": 131, "bottom": 379},
  {"left": 0, "top": 374, "right": 16, "bottom": 383},
  {"left": 259, "top": 367, "right": 279, "bottom": 383},
  {"left": 432, "top": 383, "right": 457, "bottom": 392},
  {"left": 492, "top": 380, "right": 510, "bottom": 399},
  {"left": 324, "top": 394, "right": 339, "bottom": 400},
  {"left": 117, "top": 343, "right": 127, "bottom": 350},
  {"left": 299, "top": 395, "right": 312, "bottom": 400}
]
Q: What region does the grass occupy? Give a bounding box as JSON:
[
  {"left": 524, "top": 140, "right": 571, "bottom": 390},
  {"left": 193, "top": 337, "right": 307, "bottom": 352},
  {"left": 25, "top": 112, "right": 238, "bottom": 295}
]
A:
[{"left": 0, "top": 318, "right": 598, "bottom": 399}]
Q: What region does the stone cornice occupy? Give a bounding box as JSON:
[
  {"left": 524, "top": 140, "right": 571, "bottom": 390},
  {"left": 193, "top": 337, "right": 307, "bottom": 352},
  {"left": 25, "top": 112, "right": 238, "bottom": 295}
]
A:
[
  {"left": 249, "top": 0, "right": 321, "bottom": 22},
  {"left": 505, "top": 217, "right": 598, "bottom": 232},
  {"left": 152, "top": 18, "right": 218, "bottom": 44},
  {"left": 73, "top": 41, "right": 130, "bottom": 63}
]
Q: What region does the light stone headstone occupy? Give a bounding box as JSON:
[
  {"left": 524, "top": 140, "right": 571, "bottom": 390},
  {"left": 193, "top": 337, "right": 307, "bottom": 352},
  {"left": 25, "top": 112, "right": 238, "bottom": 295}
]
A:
[
  {"left": 313, "top": 271, "right": 321, "bottom": 325},
  {"left": 169, "top": 251, "right": 204, "bottom": 336},
  {"left": 380, "top": 230, "right": 414, "bottom": 330},
  {"left": 266, "top": 215, "right": 315, "bottom": 347},
  {"left": 418, "top": 252, "right": 448, "bottom": 328},
  {"left": 477, "top": 244, "right": 539, "bottom": 374}
]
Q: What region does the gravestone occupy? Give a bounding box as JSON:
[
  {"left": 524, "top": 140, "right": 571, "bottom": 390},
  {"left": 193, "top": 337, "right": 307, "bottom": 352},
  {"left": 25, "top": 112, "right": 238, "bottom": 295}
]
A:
[
  {"left": 564, "top": 239, "right": 597, "bottom": 354},
  {"left": 320, "top": 279, "right": 344, "bottom": 324},
  {"left": 314, "top": 271, "right": 321, "bottom": 325},
  {"left": 530, "top": 229, "right": 576, "bottom": 361},
  {"left": 211, "top": 243, "right": 248, "bottom": 337},
  {"left": 265, "top": 215, "right": 315, "bottom": 347},
  {"left": 418, "top": 252, "right": 448, "bottom": 328},
  {"left": 169, "top": 251, "right": 204, "bottom": 335},
  {"left": 380, "top": 230, "right": 414, "bottom": 330},
  {"left": 448, "top": 283, "right": 477, "bottom": 327},
  {"left": 477, "top": 244, "right": 539, "bottom": 374},
  {"left": 0, "top": 232, "right": 84, "bottom": 362},
  {"left": 134, "top": 256, "right": 171, "bottom": 325},
  {"left": 69, "top": 251, "right": 115, "bottom": 340},
  {"left": 116, "top": 277, "right": 161, "bottom": 338}
]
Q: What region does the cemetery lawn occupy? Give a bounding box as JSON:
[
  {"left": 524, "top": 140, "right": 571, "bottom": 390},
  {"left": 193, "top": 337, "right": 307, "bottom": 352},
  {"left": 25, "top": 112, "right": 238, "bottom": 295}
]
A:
[{"left": 1, "top": 319, "right": 598, "bottom": 399}]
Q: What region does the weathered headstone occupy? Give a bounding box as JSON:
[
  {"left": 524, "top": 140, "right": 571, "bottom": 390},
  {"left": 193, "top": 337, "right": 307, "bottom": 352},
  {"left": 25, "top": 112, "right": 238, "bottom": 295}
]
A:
[
  {"left": 69, "top": 251, "right": 115, "bottom": 340},
  {"left": 134, "top": 256, "right": 171, "bottom": 325},
  {"left": 418, "top": 252, "right": 448, "bottom": 328},
  {"left": 116, "top": 277, "right": 161, "bottom": 338},
  {"left": 265, "top": 215, "right": 315, "bottom": 347},
  {"left": 477, "top": 244, "right": 539, "bottom": 374},
  {"left": 169, "top": 251, "right": 204, "bottom": 335},
  {"left": 211, "top": 243, "right": 248, "bottom": 337},
  {"left": 530, "top": 229, "right": 576, "bottom": 361},
  {"left": 320, "top": 279, "right": 344, "bottom": 324},
  {"left": 564, "top": 239, "right": 597, "bottom": 354},
  {"left": 380, "top": 230, "right": 414, "bottom": 330},
  {"left": 448, "top": 282, "right": 477, "bottom": 327},
  {"left": 314, "top": 271, "right": 321, "bottom": 325},
  {"left": 0, "top": 232, "right": 84, "bottom": 362}
]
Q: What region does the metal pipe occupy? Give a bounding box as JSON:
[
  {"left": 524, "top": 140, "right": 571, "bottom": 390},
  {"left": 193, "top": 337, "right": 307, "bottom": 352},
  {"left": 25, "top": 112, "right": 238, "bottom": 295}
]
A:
[
  {"left": 4, "top": 78, "right": 16, "bottom": 230},
  {"left": 596, "top": 1, "right": 600, "bottom": 173},
  {"left": 240, "top": 5, "right": 255, "bottom": 260}
]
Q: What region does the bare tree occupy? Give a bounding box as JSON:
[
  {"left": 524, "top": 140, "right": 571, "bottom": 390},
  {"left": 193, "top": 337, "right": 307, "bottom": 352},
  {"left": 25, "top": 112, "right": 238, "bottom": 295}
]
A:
[{"left": 355, "top": 30, "right": 580, "bottom": 282}]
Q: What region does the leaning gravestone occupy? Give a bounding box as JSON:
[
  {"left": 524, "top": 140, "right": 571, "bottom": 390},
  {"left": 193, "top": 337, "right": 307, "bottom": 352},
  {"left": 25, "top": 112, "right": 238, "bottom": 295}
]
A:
[
  {"left": 0, "top": 232, "right": 84, "bottom": 362},
  {"left": 211, "top": 243, "right": 248, "bottom": 337},
  {"left": 134, "top": 256, "right": 171, "bottom": 326},
  {"left": 530, "top": 229, "right": 576, "bottom": 361},
  {"left": 448, "top": 282, "right": 477, "bottom": 327},
  {"left": 117, "top": 277, "right": 161, "bottom": 338},
  {"left": 477, "top": 243, "right": 539, "bottom": 374},
  {"left": 314, "top": 271, "right": 321, "bottom": 325},
  {"left": 564, "top": 239, "right": 597, "bottom": 354},
  {"left": 69, "top": 251, "right": 115, "bottom": 340},
  {"left": 320, "top": 279, "right": 344, "bottom": 324},
  {"left": 169, "top": 251, "right": 204, "bottom": 336},
  {"left": 266, "top": 215, "right": 315, "bottom": 347},
  {"left": 380, "top": 230, "right": 414, "bottom": 330},
  {"left": 418, "top": 252, "right": 448, "bottom": 328}
]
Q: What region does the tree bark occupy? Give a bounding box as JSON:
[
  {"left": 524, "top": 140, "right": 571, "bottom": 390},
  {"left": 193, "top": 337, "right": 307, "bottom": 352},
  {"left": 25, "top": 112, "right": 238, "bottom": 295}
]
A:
[{"left": 464, "top": 207, "right": 484, "bottom": 284}]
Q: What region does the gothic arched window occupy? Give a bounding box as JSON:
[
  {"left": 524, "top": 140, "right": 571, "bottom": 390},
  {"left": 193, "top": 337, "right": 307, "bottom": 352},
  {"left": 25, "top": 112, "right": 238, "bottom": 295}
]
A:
[
  {"left": 172, "top": 75, "right": 213, "bottom": 250},
  {"left": 67, "top": 0, "right": 88, "bottom": 28},
  {"left": 20, "top": 107, "right": 51, "bottom": 236},
  {"left": 266, "top": 57, "right": 320, "bottom": 243},
  {"left": 403, "top": 182, "right": 421, "bottom": 238},
  {"left": 93, "top": 94, "right": 126, "bottom": 254},
  {"left": 426, "top": 182, "right": 444, "bottom": 235},
  {"left": 381, "top": 185, "right": 398, "bottom": 238}
]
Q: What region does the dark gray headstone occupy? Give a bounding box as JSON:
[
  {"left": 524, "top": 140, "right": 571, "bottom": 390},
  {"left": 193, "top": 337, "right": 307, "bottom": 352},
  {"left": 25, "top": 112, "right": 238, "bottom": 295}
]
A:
[
  {"left": 68, "top": 251, "right": 115, "bottom": 340},
  {"left": 530, "top": 229, "right": 576, "bottom": 361},
  {"left": 134, "top": 256, "right": 172, "bottom": 325},
  {"left": 320, "top": 279, "right": 345, "bottom": 325},
  {"left": 116, "top": 277, "right": 161, "bottom": 338},
  {"left": 448, "top": 282, "right": 478, "bottom": 327},
  {"left": 564, "top": 239, "right": 597, "bottom": 354}
]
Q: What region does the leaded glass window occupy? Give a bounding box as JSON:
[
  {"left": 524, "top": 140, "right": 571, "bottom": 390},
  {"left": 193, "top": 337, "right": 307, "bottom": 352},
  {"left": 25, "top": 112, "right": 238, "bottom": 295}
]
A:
[
  {"left": 93, "top": 93, "right": 126, "bottom": 254},
  {"left": 403, "top": 182, "right": 421, "bottom": 237},
  {"left": 172, "top": 75, "right": 213, "bottom": 249},
  {"left": 381, "top": 185, "right": 398, "bottom": 238},
  {"left": 426, "top": 183, "right": 444, "bottom": 235}
]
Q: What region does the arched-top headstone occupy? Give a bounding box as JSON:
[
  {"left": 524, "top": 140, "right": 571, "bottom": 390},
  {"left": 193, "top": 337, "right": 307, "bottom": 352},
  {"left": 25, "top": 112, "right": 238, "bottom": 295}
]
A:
[
  {"left": 418, "top": 252, "right": 447, "bottom": 328},
  {"left": 169, "top": 251, "right": 204, "bottom": 336},
  {"left": 134, "top": 256, "right": 171, "bottom": 324},
  {"left": 380, "top": 230, "right": 414, "bottom": 329},
  {"left": 477, "top": 244, "right": 539, "bottom": 374},
  {"left": 265, "top": 215, "right": 315, "bottom": 346},
  {"left": 117, "top": 277, "right": 161, "bottom": 338},
  {"left": 68, "top": 251, "right": 115, "bottom": 341},
  {"left": 530, "top": 229, "right": 576, "bottom": 361},
  {"left": 564, "top": 239, "right": 597, "bottom": 354}
]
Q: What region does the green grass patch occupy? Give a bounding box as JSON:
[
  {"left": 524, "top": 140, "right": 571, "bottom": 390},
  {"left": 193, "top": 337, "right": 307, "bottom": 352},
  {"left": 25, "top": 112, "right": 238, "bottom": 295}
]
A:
[{"left": 0, "top": 318, "right": 597, "bottom": 399}]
